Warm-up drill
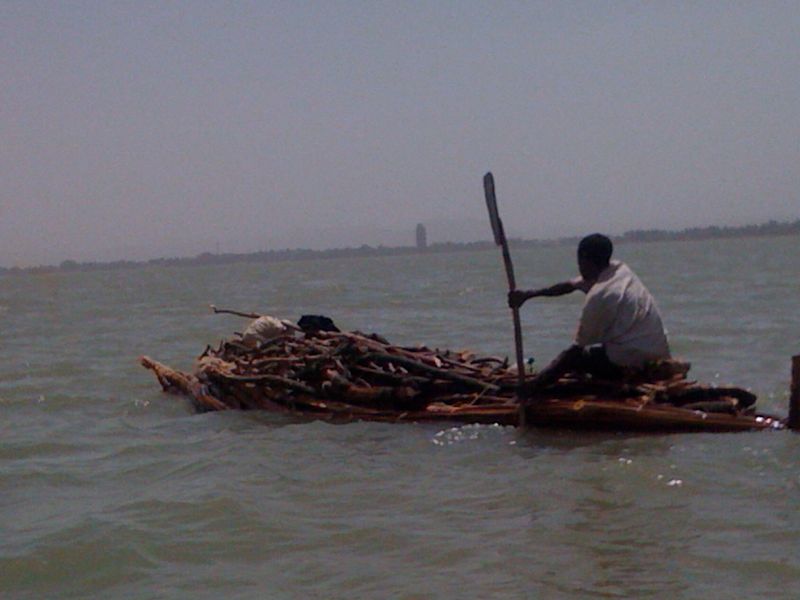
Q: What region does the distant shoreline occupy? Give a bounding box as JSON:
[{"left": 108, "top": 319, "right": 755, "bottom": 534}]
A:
[{"left": 3, "top": 218, "right": 798, "bottom": 275}]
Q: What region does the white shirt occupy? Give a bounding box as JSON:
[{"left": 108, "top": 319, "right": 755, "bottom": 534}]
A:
[{"left": 573, "top": 260, "right": 670, "bottom": 367}]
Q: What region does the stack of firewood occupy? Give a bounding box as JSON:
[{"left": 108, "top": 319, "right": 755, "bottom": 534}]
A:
[
  {"left": 141, "top": 330, "right": 526, "bottom": 422},
  {"left": 182, "top": 330, "right": 520, "bottom": 423}
]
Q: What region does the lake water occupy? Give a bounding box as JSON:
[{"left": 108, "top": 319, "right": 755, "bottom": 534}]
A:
[{"left": 2, "top": 236, "right": 799, "bottom": 599}]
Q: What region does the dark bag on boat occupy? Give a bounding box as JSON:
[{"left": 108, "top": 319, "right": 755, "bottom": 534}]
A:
[{"left": 298, "top": 314, "right": 340, "bottom": 334}]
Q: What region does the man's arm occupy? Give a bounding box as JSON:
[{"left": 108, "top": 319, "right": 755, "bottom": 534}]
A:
[{"left": 508, "top": 280, "right": 580, "bottom": 309}]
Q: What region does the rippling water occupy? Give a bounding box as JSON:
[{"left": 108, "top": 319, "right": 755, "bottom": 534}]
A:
[{"left": 2, "top": 236, "right": 800, "bottom": 598}]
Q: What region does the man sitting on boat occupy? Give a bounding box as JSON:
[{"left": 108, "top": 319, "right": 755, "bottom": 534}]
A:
[{"left": 508, "top": 233, "right": 670, "bottom": 392}]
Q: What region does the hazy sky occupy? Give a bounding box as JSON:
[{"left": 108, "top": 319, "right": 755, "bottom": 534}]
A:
[{"left": 2, "top": 2, "right": 798, "bottom": 267}]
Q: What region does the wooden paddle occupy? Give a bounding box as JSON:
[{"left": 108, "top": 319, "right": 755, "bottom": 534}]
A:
[{"left": 483, "top": 172, "right": 526, "bottom": 392}]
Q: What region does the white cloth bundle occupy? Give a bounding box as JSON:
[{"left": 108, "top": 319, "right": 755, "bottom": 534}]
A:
[{"left": 241, "top": 315, "right": 300, "bottom": 346}]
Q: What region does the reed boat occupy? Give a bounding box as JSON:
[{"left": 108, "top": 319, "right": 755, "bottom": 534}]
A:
[{"left": 141, "top": 328, "right": 790, "bottom": 433}]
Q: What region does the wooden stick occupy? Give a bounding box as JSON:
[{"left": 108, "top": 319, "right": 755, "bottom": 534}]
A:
[
  {"left": 209, "top": 304, "right": 261, "bottom": 319},
  {"left": 789, "top": 355, "right": 800, "bottom": 430},
  {"left": 364, "top": 352, "right": 500, "bottom": 392},
  {"left": 483, "top": 172, "right": 525, "bottom": 391}
]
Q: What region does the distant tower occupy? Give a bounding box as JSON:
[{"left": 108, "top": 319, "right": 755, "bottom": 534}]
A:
[{"left": 415, "top": 223, "right": 427, "bottom": 250}]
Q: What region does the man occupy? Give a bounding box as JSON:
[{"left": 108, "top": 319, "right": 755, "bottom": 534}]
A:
[{"left": 508, "top": 233, "right": 670, "bottom": 390}]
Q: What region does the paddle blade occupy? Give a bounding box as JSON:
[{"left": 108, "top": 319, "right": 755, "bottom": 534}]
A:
[{"left": 483, "top": 172, "right": 504, "bottom": 246}]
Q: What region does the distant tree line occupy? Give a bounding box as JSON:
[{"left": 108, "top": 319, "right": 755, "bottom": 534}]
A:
[
  {"left": 2, "top": 218, "right": 798, "bottom": 276},
  {"left": 619, "top": 219, "right": 800, "bottom": 243}
]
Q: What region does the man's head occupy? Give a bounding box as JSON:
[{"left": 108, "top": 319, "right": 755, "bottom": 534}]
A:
[{"left": 577, "top": 234, "right": 613, "bottom": 281}]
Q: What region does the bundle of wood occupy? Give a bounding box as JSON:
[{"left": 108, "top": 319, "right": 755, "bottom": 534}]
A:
[
  {"left": 142, "top": 330, "right": 521, "bottom": 424},
  {"left": 140, "top": 327, "right": 784, "bottom": 431}
]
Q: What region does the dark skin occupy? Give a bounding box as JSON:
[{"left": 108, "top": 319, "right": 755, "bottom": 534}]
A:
[{"left": 508, "top": 255, "right": 606, "bottom": 309}]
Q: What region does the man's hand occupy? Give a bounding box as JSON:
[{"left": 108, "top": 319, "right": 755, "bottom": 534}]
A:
[{"left": 508, "top": 290, "right": 533, "bottom": 309}]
